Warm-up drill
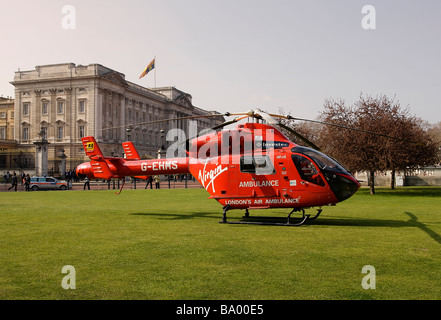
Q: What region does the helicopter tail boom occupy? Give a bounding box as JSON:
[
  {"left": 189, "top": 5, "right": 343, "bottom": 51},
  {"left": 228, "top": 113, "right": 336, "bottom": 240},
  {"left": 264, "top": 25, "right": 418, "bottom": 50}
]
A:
[{"left": 77, "top": 136, "right": 190, "bottom": 181}]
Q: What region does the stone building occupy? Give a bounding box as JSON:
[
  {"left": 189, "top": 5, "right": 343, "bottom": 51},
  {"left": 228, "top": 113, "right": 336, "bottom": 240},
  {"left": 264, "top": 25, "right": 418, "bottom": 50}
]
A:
[
  {"left": 0, "top": 97, "right": 14, "bottom": 140},
  {"left": 10, "top": 63, "right": 224, "bottom": 173},
  {"left": 0, "top": 97, "right": 27, "bottom": 170}
]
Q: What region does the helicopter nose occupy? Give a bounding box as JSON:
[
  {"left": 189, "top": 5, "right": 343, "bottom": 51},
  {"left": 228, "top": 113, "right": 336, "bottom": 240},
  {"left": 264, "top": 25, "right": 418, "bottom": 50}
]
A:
[{"left": 324, "top": 172, "right": 360, "bottom": 202}]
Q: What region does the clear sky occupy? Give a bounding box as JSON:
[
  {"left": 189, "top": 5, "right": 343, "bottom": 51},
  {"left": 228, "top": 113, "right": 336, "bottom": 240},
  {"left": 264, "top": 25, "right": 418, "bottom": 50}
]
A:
[{"left": 1, "top": 0, "right": 440, "bottom": 123}]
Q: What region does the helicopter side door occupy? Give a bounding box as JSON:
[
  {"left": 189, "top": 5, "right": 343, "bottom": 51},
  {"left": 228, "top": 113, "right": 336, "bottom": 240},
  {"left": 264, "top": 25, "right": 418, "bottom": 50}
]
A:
[
  {"left": 291, "top": 154, "right": 326, "bottom": 188},
  {"left": 273, "top": 149, "right": 307, "bottom": 199},
  {"left": 227, "top": 153, "right": 278, "bottom": 198}
]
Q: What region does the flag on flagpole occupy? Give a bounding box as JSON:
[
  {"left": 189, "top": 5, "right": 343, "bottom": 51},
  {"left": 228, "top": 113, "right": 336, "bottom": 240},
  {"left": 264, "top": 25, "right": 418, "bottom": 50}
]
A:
[{"left": 139, "top": 58, "right": 155, "bottom": 79}]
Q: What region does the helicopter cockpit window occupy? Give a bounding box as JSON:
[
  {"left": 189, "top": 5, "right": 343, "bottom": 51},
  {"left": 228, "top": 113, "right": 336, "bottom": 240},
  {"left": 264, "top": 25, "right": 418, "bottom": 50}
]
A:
[
  {"left": 240, "top": 155, "right": 275, "bottom": 175},
  {"left": 291, "top": 146, "right": 351, "bottom": 176},
  {"left": 291, "top": 154, "right": 325, "bottom": 186}
]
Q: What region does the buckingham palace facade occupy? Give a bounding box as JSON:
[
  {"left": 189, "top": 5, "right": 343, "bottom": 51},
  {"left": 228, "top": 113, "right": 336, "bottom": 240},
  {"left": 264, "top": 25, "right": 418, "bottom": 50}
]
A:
[{"left": 10, "top": 63, "right": 224, "bottom": 172}]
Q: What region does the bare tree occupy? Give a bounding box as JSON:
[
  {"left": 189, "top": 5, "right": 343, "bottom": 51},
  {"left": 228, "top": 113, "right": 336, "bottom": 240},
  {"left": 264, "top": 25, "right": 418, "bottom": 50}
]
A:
[
  {"left": 319, "top": 94, "right": 438, "bottom": 194},
  {"left": 427, "top": 122, "right": 441, "bottom": 165}
]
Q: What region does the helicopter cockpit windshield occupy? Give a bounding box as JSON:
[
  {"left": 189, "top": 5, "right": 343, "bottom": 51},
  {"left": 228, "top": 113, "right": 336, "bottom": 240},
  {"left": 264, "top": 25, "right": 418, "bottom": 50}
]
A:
[
  {"left": 291, "top": 146, "right": 351, "bottom": 176},
  {"left": 291, "top": 146, "right": 359, "bottom": 201}
]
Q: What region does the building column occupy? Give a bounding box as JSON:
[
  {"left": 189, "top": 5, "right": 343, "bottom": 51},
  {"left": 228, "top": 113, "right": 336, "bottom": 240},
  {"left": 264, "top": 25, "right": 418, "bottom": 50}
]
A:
[
  {"left": 120, "top": 95, "right": 126, "bottom": 142},
  {"left": 14, "top": 91, "right": 22, "bottom": 141},
  {"left": 64, "top": 87, "right": 72, "bottom": 142},
  {"left": 49, "top": 89, "right": 57, "bottom": 142},
  {"left": 33, "top": 90, "right": 42, "bottom": 140},
  {"left": 95, "top": 88, "right": 104, "bottom": 139}
]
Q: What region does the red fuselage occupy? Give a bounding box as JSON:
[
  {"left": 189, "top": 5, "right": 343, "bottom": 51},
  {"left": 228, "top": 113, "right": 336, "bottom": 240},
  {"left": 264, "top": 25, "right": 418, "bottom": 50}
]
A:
[{"left": 76, "top": 123, "right": 360, "bottom": 210}]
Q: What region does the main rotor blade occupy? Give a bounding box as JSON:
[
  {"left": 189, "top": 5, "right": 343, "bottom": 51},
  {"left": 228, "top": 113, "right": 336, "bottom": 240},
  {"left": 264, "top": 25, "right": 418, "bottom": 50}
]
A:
[
  {"left": 179, "top": 115, "right": 250, "bottom": 152},
  {"left": 277, "top": 122, "right": 322, "bottom": 151},
  {"left": 211, "top": 115, "right": 248, "bottom": 131},
  {"left": 252, "top": 110, "right": 418, "bottom": 147},
  {"left": 285, "top": 116, "right": 418, "bottom": 144},
  {"left": 100, "top": 113, "right": 227, "bottom": 131}
]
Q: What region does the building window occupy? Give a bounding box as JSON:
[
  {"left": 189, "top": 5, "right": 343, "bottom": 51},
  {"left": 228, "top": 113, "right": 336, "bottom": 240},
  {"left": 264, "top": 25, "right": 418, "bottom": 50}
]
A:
[
  {"left": 79, "top": 125, "right": 85, "bottom": 138},
  {"left": 57, "top": 126, "right": 64, "bottom": 140},
  {"left": 23, "top": 103, "right": 30, "bottom": 115},
  {"left": 0, "top": 127, "right": 5, "bottom": 139},
  {"left": 42, "top": 102, "right": 48, "bottom": 115},
  {"left": 79, "top": 100, "right": 86, "bottom": 113},
  {"left": 23, "top": 127, "right": 29, "bottom": 140},
  {"left": 0, "top": 112, "right": 5, "bottom": 118},
  {"left": 57, "top": 101, "right": 64, "bottom": 114}
]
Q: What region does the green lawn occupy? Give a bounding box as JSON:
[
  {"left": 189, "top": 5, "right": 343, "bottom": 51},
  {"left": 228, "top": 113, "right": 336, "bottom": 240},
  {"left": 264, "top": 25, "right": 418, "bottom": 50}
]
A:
[{"left": 1, "top": 187, "right": 441, "bottom": 300}]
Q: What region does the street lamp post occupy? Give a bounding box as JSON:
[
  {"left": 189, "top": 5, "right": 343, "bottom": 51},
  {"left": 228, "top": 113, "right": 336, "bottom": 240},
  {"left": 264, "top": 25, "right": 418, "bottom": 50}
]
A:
[{"left": 157, "top": 129, "right": 165, "bottom": 159}]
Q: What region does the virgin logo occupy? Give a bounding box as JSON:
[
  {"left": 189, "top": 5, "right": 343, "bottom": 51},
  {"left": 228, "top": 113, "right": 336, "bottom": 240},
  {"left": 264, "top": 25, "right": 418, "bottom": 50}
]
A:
[{"left": 198, "top": 162, "right": 228, "bottom": 193}]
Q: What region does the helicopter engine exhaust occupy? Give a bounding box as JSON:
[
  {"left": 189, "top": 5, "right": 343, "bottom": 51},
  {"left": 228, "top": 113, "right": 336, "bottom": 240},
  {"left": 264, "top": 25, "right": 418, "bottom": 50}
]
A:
[{"left": 76, "top": 162, "right": 93, "bottom": 180}]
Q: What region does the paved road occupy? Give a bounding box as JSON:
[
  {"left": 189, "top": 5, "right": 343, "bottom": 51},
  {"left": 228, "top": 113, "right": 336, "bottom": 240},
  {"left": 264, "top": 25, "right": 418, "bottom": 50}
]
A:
[{"left": 0, "top": 179, "right": 204, "bottom": 192}]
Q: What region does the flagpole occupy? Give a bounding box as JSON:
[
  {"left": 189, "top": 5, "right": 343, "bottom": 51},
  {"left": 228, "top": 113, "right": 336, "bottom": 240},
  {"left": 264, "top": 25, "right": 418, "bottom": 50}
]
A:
[{"left": 154, "top": 55, "right": 156, "bottom": 88}]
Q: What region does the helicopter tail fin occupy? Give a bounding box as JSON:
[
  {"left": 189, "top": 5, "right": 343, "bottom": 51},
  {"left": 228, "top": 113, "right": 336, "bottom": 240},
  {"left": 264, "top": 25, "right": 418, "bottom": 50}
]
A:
[
  {"left": 122, "top": 141, "right": 148, "bottom": 180},
  {"left": 81, "top": 136, "right": 113, "bottom": 180},
  {"left": 122, "top": 141, "right": 141, "bottom": 160},
  {"left": 82, "top": 136, "right": 105, "bottom": 160}
]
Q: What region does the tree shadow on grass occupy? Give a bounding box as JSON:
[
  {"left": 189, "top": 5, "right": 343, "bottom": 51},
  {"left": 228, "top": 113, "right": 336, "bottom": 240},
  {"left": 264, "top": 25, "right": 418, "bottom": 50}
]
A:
[{"left": 404, "top": 212, "right": 441, "bottom": 245}]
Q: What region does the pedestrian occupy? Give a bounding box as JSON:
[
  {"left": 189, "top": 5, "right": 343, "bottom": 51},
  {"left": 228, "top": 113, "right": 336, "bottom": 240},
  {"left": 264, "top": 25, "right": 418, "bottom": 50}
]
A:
[
  {"left": 83, "top": 177, "right": 90, "bottom": 190},
  {"left": 8, "top": 172, "right": 18, "bottom": 191},
  {"left": 66, "top": 170, "right": 72, "bottom": 190},
  {"left": 154, "top": 175, "right": 160, "bottom": 189},
  {"left": 25, "top": 174, "right": 30, "bottom": 191},
  {"left": 145, "top": 176, "right": 153, "bottom": 189}
]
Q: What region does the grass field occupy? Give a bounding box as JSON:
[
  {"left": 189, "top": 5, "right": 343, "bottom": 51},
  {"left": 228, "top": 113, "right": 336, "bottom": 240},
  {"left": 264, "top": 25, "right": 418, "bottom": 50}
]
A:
[{"left": 1, "top": 186, "right": 441, "bottom": 300}]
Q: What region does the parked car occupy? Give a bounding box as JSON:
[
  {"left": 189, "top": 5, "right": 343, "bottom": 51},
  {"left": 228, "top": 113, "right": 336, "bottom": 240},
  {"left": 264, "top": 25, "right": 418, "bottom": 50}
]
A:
[{"left": 30, "top": 176, "right": 68, "bottom": 191}]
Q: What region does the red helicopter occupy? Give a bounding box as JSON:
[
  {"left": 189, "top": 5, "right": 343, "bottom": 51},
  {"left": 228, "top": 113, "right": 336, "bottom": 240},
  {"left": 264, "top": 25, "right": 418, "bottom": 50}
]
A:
[{"left": 76, "top": 110, "right": 361, "bottom": 226}]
